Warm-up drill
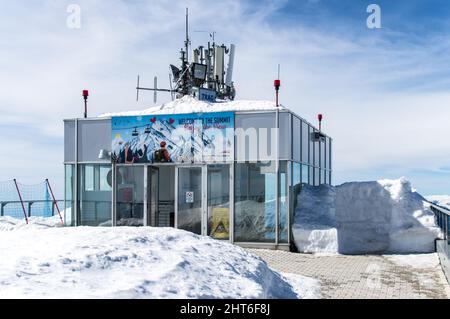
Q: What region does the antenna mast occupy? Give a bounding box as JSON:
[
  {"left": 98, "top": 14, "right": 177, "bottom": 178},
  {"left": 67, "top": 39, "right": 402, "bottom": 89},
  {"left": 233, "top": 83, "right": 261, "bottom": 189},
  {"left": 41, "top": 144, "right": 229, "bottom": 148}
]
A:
[{"left": 185, "top": 8, "right": 190, "bottom": 64}]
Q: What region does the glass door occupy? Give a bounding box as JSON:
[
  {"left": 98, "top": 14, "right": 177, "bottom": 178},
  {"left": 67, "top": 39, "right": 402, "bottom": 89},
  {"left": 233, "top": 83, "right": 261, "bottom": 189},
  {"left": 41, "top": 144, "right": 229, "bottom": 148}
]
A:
[
  {"left": 146, "top": 166, "right": 159, "bottom": 226},
  {"left": 176, "top": 167, "right": 203, "bottom": 235},
  {"left": 207, "top": 165, "right": 230, "bottom": 240}
]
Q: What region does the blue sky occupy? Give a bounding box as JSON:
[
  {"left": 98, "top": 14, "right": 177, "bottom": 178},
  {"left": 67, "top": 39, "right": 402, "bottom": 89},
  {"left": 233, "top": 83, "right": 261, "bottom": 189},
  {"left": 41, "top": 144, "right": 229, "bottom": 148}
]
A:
[{"left": 1, "top": 0, "right": 450, "bottom": 197}]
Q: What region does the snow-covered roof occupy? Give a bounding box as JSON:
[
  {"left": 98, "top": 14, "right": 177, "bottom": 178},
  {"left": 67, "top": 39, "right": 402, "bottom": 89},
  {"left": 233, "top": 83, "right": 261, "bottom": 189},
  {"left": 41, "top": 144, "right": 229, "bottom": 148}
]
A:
[{"left": 99, "top": 95, "right": 286, "bottom": 118}]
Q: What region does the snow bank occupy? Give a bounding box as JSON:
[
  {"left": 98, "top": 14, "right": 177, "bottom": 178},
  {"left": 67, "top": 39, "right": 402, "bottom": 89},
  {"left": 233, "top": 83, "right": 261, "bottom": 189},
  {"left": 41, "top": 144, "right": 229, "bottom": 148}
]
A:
[
  {"left": 0, "top": 216, "right": 63, "bottom": 231},
  {"left": 293, "top": 178, "right": 442, "bottom": 254},
  {"left": 0, "top": 224, "right": 318, "bottom": 299},
  {"left": 99, "top": 95, "right": 285, "bottom": 117}
]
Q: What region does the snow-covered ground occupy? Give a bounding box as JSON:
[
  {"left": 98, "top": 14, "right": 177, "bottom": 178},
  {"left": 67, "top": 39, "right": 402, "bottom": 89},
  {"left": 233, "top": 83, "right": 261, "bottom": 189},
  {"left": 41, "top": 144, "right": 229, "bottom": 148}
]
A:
[
  {"left": 426, "top": 195, "right": 450, "bottom": 210},
  {"left": 0, "top": 218, "right": 320, "bottom": 299},
  {"left": 293, "top": 178, "right": 443, "bottom": 254}
]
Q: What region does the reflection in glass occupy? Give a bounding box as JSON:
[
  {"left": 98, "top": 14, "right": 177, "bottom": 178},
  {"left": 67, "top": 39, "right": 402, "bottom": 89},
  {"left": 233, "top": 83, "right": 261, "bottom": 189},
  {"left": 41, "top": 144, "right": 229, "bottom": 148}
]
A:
[
  {"left": 279, "top": 161, "right": 288, "bottom": 243},
  {"left": 207, "top": 165, "right": 230, "bottom": 240},
  {"left": 116, "top": 166, "right": 144, "bottom": 226},
  {"left": 64, "top": 165, "right": 75, "bottom": 226},
  {"left": 177, "top": 167, "right": 202, "bottom": 235},
  {"left": 78, "top": 164, "right": 112, "bottom": 226},
  {"left": 301, "top": 165, "right": 309, "bottom": 185},
  {"left": 234, "top": 162, "right": 276, "bottom": 243}
]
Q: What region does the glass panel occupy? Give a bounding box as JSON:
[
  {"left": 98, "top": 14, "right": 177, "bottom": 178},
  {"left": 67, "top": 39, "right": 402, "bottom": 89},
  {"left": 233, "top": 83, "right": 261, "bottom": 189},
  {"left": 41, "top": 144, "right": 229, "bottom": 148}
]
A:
[
  {"left": 99, "top": 166, "right": 112, "bottom": 191},
  {"left": 177, "top": 167, "right": 202, "bottom": 235},
  {"left": 279, "top": 113, "right": 291, "bottom": 160},
  {"left": 78, "top": 164, "right": 112, "bottom": 226},
  {"left": 84, "top": 165, "right": 94, "bottom": 191},
  {"left": 293, "top": 117, "right": 301, "bottom": 162},
  {"left": 235, "top": 113, "right": 276, "bottom": 162},
  {"left": 116, "top": 166, "right": 144, "bottom": 226},
  {"left": 329, "top": 139, "right": 332, "bottom": 171},
  {"left": 293, "top": 163, "right": 302, "bottom": 214},
  {"left": 301, "top": 122, "right": 309, "bottom": 164},
  {"left": 309, "top": 126, "right": 314, "bottom": 167},
  {"left": 148, "top": 167, "right": 160, "bottom": 227},
  {"left": 279, "top": 161, "right": 288, "bottom": 243},
  {"left": 207, "top": 165, "right": 230, "bottom": 240},
  {"left": 314, "top": 130, "right": 320, "bottom": 168},
  {"left": 320, "top": 139, "right": 325, "bottom": 170},
  {"left": 234, "top": 162, "right": 276, "bottom": 243},
  {"left": 64, "top": 165, "right": 75, "bottom": 226},
  {"left": 301, "top": 165, "right": 309, "bottom": 185},
  {"left": 309, "top": 166, "right": 314, "bottom": 185},
  {"left": 314, "top": 168, "right": 320, "bottom": 186}
]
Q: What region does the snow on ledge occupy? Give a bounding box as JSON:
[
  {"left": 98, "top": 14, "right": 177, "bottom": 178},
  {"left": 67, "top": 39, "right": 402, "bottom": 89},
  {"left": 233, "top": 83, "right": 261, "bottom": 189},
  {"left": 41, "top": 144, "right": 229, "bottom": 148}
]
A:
[{"left": 99, "top": 95, "right": 284, "bottom": 117}]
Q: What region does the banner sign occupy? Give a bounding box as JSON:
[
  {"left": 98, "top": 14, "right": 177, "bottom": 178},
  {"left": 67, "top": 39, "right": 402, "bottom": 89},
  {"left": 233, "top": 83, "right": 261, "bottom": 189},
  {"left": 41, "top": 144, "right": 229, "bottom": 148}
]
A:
[{"left": 112, "top": 112, "right": 234, "bottom": 164}]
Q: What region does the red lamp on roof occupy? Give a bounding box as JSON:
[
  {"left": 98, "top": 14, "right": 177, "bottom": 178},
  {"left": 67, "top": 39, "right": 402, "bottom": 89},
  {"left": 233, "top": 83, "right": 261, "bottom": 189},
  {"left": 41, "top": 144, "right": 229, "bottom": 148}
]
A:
[
  {"left": 83, "top": 90, "right": 89, "bottom": 118},
  {"left": 318, "top": 113, "right": 323, "bottom": 131}
]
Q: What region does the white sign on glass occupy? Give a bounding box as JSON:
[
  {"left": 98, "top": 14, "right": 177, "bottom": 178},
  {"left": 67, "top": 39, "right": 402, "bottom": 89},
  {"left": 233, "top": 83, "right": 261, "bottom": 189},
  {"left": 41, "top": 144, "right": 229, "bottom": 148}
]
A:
[{"left": 186, "top": 191, "right": 194, "bottom": 203}]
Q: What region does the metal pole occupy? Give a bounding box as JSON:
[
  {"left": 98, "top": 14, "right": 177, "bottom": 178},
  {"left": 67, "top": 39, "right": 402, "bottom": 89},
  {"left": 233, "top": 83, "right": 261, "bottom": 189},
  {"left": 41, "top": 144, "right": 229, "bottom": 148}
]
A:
[
  {"left": 46, "top": 179, "right": 64, "bottom": 225},
  {"left": 13, "top": 179, "right": 28, "bottom": 224}
]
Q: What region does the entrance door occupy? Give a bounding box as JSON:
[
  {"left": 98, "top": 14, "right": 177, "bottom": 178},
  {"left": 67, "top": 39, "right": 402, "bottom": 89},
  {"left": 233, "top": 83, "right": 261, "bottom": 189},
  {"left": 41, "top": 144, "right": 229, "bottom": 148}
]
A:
[
  {"left": 176, "top": 167, "right": 203, "bottom": 235},
  {"left": 176, "top": 165, "right": 231, "bottom": 239}
]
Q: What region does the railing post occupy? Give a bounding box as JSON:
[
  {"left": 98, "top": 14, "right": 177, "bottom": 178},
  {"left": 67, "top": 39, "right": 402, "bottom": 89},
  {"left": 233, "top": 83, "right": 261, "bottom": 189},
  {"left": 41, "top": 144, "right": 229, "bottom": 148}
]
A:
[
  {"left": 46, "top": 179, "right": 64, "bottom": 225},
  {"left": 13, "top": 179, "right": 28, "bottom": 224},
  {"left": 28, "top": 202, "right": 33, "bottom": 218},
  {"left": 0, "top": 202, "right": 4, "bottom": 217}
]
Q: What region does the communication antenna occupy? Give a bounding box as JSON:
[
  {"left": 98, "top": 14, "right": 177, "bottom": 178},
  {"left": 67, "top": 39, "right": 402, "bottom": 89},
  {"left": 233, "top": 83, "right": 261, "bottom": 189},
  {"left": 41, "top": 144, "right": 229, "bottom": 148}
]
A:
[
  {"left": 185, "top": 7, "right": 190, "bottom": 63},
  {"left": 136, "top": 75, "right": 174, "bottom": 103}
]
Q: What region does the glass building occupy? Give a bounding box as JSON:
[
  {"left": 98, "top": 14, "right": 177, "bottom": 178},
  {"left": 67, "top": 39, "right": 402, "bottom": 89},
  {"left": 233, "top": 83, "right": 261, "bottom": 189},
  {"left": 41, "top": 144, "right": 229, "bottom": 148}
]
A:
[{"left": 64, "top": 105, "right": 332, "bottom": 250}]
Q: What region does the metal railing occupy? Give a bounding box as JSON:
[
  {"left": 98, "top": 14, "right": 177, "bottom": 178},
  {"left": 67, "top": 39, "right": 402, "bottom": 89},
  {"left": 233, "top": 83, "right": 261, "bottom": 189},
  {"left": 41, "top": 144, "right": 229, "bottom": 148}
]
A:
[
  {"left": 0, "top": 200, "right": 64, "bottom": 218},
  {"left": 430, "top": 204, "right": 450, "bottom": 242},
  {"left": 430, "top": 204, "right": 450, "bottom": 284}
]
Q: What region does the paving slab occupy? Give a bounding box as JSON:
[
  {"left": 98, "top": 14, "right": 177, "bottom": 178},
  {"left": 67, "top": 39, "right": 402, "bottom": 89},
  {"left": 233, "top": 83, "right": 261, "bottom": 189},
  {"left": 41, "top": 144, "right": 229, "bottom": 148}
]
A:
[{"left": 247, "top": 249, "right": 450, "bottom": 299}]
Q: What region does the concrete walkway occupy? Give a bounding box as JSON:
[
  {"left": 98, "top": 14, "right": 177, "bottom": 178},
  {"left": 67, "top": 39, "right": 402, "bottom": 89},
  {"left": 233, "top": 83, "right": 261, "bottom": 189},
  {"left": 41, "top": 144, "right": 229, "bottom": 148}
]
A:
[{"left": 248, "top": 249, "right": 450, "bottom": 299}]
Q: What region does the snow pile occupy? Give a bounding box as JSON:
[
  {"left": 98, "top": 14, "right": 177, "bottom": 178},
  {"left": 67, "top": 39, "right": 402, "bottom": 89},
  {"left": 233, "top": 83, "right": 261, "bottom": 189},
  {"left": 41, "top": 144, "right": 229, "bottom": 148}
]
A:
[
  {"left": 426, "top": 195, "right": 450, "bottom": 210},
  {"left": 100, "top": 95, "right": 284, "bottom": 117},
  {"left": 293, "top": 178, "right": 442, "bottom": 254},
  {"left": 0, "top": 225, "right": 319, "bottom": 299},
  {"left": 0, "top": 216, "right": 63, "bottom": 231}
]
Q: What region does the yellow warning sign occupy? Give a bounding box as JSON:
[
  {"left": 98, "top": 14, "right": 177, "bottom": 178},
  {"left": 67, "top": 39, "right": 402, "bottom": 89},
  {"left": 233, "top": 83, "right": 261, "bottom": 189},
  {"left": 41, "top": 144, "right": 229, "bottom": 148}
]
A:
[{"left": 210, "top": 207, "right": 229, "bottom": 239}]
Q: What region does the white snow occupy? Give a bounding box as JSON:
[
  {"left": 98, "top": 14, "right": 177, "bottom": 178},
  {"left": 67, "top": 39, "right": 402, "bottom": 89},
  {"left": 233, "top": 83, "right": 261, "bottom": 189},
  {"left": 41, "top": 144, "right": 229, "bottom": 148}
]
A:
[
  {"left": 0, "top": 215, "right": 63, "bottom": 231},
  {"left": 426, "top": 195, "right": 450, "bottom": 210},
  {"left": 293, "top": 178, "right": 442, "bottom": 254},
  {"left": 0, "top": 221, "right": 319, "bottom": 299},
  {"left": 99, "top": 95, "right": 285, "bottom": 117},
  {"left": 279, "top": 273, "right": 321, "bottom": 299}
]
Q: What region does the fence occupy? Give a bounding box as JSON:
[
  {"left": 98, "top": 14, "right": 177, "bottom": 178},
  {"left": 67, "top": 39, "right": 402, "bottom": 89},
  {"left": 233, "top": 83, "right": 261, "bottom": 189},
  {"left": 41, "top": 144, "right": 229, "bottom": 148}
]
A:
[
  {"left": 430, "top": 204, "right": 450, "bottom": 284},
  {"left": 0, "top": 179, "right": 63, "bottom": 224}
]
